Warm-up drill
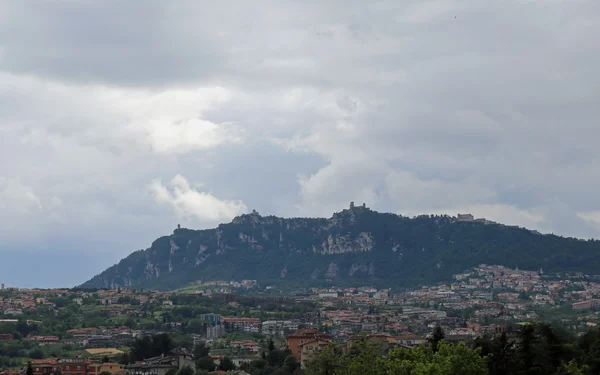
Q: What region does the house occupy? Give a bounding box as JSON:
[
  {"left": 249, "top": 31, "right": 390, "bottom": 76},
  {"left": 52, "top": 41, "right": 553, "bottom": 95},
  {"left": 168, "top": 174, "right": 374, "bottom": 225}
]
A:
[
  {"left": 4, "top": 309, "right": 23, "bottom": 316},
  {"left": 0, "top": 333, "right": 13, "bottom": 341},
  {"left": 222, "top": 318, "right": 261, "bottom": 333},
  {"left": 229, "top": 356, "right": 259, "bottom": 368},
  {"left": 299, "top": 339, "right": 331, "bottom": 368},
  {"left": 126, "top": 363, "right": 173, "bottom": 375},
  {"left": 572, "top": 300, "right": 600, "bottom": 311},
  {"left": 88, "top": 362, "right": 124, "bottom": 375},
  {"left": 345, "top": 333, "right": 399, "bottom": 355},
  {"left": 31, "top": 358, "right": 60, "bottom": 375},
  {"left": 126, "top": 352, "right": 195, "bottom": 375},
  {"left": 443, "top": 334, "right": 476, "bottom": 349},
  {"left": 58, "top": 356, "right": 91, "bottom": 375},
  {"left": 262, "top": 320, "right": 299, "bottom": 336},
  {"left": 396, "top": 333, "right": 426, "bottom": 347},
  {"left": 229, "top": 341, "right": 260, "bottom": 354},
  {"left": 30, "top": 336, "right": 60, "bottom": 345},
  {"left": 286, "top": 328, "right": 332, "bottom": 359}
]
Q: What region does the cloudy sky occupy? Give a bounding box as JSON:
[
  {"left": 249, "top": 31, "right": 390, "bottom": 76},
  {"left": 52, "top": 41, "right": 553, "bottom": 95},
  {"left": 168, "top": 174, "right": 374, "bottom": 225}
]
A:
[{"left": 1, "top": 0, "right": 599, "bottom": 287}]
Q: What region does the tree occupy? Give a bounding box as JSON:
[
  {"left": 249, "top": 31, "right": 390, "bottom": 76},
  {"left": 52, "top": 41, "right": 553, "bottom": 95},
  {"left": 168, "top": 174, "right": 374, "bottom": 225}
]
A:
[
  {"left": 102, "top": 356, "right": 110, "bottom": 363},
  {"left": 282, "top": 355, "right": 299, "bottom": 374},
  {"left": 165, "top": 369, "right": 177, "bottom": 375},
  {"left": 220, "top": 357, "right": 236, "bottom": 371},
  {"left": 26, "top": 362, "right": 34, "bottom": 375},
  {"left": 306, "top": 341, "right": 487, "bottom": 375},
  {"left": 30, "top": 348, "right": 45, "bottom": 359},
  {"left": 129, "top": 334, "right": 175, "bottom": 362},
  {"left": 560, "top": 360, "right": 588, "bottom": 375},
  {"left": 537, "top": 323, "right": 570, "bottom": 373},
  {"left": 176, "top": 365, "right": 194, "bottom": 375},
  {"left": 305, "top": 344, "right": 344, "bottom": 375},
  {"left": 193, "top": 342, "right": 210, "bottom": 358},
  {"left": 195, "top": 357, "right": 216, "bottom": 372},
  {"left": 429, "top": 326, "right": 445, "bottom": 353},
  {"left": 100, "top": 372, "right": 112, "bottom": 375},
  {"left": 487, "top": 332, "right": 516, "bottom": 375}
]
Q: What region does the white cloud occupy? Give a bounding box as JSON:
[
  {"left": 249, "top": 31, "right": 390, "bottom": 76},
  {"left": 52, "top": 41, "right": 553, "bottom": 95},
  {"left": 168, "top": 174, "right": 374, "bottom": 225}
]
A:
[
  {"left": 0, "top": 0, "right": 598, "bottom": 272},
  {"left": 0, "top": 72, "right": 241, "bottom": 155},
  {"left": 0, "top": 178, "right": 42, "bottom": 213},
  {"left": 150, "top": 174, "right": 247, "bottom": 224}
]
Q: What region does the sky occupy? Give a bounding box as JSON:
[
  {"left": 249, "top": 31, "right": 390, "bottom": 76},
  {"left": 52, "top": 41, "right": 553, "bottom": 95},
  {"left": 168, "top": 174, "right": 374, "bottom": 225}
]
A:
[{"left": 0, "top": 0, "right": 599, "bottom": 288}]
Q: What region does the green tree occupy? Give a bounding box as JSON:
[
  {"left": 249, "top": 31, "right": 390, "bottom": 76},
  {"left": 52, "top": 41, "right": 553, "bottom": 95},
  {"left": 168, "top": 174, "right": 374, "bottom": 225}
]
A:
[
  {"left": 282, "top": 355, "right": 299, "bottom": 374},
  {"left": 516, "top": 324, "right": 542, "bottom": 375},
  {"left": 428, "top": 326, "right": 445, "bottom": 353},
  {"left": 560, "top": 360, "right": 588, "bottom": 375},
  {"left": 193, "top": 342, "right": 209, "bottom": 358},
  {"left": 195, "top": 357, "right": 215, "bottom": 371},
  {"left": 26, "top": 362, "right": 34, "bottom": 375},
  {"left": 176, "top": 365, "right": 194, "bottom": 375},
  {"left": 487, "top": 332, "right": 516, "bottom": 375},
  {"left": 219, "top": 357, "right": 236, "bottom": 371},
  {"left": 305, "top": 344, "right": 344, "bottom": 375},
  {"left": 306, "top": 341, "right": 487, "bottom": 375},
  {"left": 30, "top": 348, "right": 45, "bottom": 359}
]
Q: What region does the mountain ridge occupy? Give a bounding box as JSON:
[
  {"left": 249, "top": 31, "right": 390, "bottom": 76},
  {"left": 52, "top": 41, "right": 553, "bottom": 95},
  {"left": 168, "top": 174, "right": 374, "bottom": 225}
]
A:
[{"left": 81, "top": 204, "right": 600, "bottom": 291}]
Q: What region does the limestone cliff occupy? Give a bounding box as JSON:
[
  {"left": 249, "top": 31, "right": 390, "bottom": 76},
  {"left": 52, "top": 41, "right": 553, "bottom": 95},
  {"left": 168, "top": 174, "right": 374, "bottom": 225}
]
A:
[{"left": 81, "top": 205, "right": 600, "bottom": 291}]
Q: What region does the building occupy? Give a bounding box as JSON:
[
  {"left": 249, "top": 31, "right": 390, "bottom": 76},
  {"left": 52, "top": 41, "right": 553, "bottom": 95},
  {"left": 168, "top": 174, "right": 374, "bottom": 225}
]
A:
[
  {"left": 200, "top": 313, "right": 222, "bottom": 325},
  {"left": 88, "top": 363, "right": 124, "bottom": 375},
  {"left": 230, "top": 341, "right": 261, "bottom": 354},
  {"left": 457, "top": 214, "right": 474, "bottom": 221},
  {"left": 0, "top": 333, "right": 13, "bottom": 341},
  {"left": 206, "top": 325, "right": 226, "bottom": 340},
  {"left": 346, "top": 333, "right": 399, "bottom": 355},
  {"left": 126, "top": 363, "right": 173, "bottom": 375},
  {"left": 30, "top": 336, "right": 60, "bottom": 345},
  {"left": 572, "top": 300, "right": 600, "bottom": 311},
  {"left": 4, "top": 309, "right": 23, "bottom": 316},
  {"left": 286, "top": 329, "right": 332, "bottom": 359},
  {"left": 223, "top": 318, "right": 261, "bottom": 333},
  {"left": 126, "top": 353, "right": 195, "bottom": 375},
  {"left": 396, "top": 333, "right": 425, "bottom": 347},
  {"left": 58, "top": 356, "right": 91, "bottom": 375},
  {"left": 261, "top": 320, "right": 299, "bottom": 336},
  {"left": 31, "top": 359, "right": 59, "bottom": 375},
  {"left": 230, "top": 357, "right": 259, "bottom": 369},
  {"left": 299, "top": 339, "right": 331, "bottom": 368}
]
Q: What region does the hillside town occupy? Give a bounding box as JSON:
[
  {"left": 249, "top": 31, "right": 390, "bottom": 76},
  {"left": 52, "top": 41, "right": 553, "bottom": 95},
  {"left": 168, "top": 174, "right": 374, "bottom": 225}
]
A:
[{"left": 2, "top": 265, "right": 600, "bottom": 374}]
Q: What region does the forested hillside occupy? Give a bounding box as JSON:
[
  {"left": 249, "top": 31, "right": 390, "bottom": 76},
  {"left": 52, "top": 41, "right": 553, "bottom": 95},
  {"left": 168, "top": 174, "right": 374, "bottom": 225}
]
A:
[{"left": 81, "top": 205, "right": 600, "bottom": 290}]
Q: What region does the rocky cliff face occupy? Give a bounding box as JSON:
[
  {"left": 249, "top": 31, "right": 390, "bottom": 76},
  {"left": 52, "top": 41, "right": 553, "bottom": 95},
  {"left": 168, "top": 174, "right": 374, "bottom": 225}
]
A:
[{"left": 81, "top": 205, "right": 600, "bottom": 291}]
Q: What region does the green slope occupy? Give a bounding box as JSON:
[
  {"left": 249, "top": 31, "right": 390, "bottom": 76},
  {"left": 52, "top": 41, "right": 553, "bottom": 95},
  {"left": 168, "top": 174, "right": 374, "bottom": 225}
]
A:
[{"left": 81, "top": 206, "right": 600, "bottom": 290}]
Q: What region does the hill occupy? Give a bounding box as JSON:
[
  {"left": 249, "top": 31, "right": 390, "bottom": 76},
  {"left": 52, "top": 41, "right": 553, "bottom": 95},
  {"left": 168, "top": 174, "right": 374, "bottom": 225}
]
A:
[{"left": 80, "top": 204, "right": 600, "bottom": 290}]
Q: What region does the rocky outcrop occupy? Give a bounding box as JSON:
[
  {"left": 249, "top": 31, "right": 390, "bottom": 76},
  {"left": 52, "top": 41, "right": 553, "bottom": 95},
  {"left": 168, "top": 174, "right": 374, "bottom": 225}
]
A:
[{"left": 81, "top": 204, "right": 600, "bottom": 291}]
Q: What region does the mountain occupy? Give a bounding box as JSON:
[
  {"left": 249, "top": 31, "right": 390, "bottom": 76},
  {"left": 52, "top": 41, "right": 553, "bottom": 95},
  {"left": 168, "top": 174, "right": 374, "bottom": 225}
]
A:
[{"left": 81, "top": 204, "right": 600, "bottom": 291}]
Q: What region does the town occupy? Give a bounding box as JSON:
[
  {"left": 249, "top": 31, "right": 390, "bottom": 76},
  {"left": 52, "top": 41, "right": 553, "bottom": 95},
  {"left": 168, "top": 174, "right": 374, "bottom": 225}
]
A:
[{"left": 1, "top": 264, "right": 600, "bottom": 374}]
